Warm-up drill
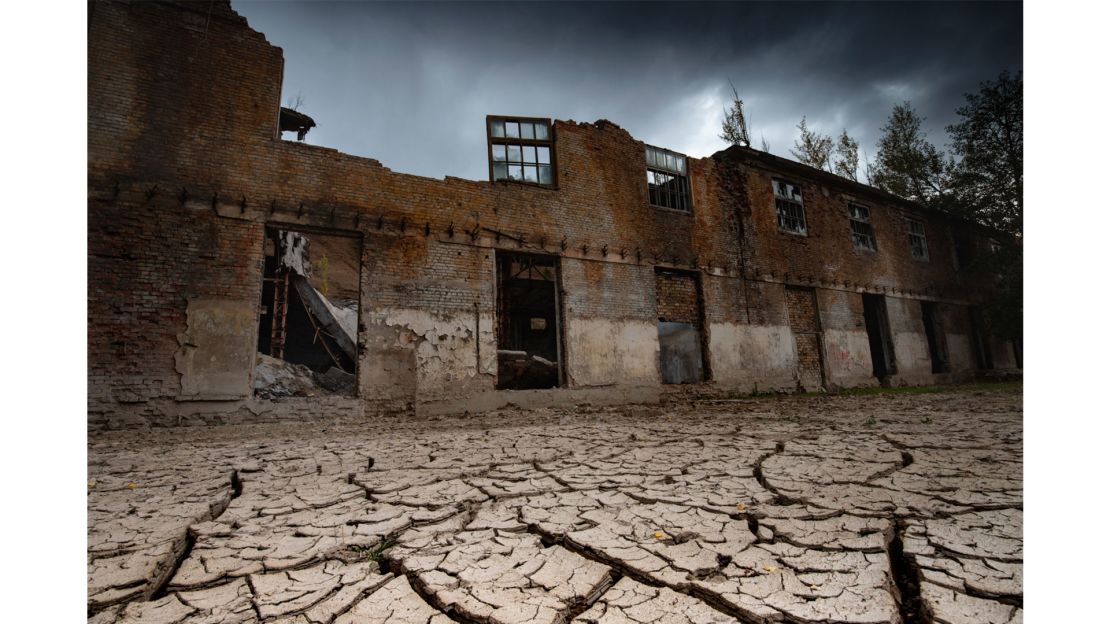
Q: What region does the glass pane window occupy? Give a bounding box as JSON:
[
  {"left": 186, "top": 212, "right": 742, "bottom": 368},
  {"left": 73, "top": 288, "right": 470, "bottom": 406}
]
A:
[
  {"left": 645, "top": 145, "right": 692, "bottom": 212},
  {"left": 906, "top": 218, "right": 929, "bottom": 260},
  {"left": 773, "top": 179, "right": 806, "bottom": 234},
  {"left": 848, "top": 202, "right": 876, "bottom": 251},
  {"left": 488, "top": 117, "right": 556, "bottom": 186}
]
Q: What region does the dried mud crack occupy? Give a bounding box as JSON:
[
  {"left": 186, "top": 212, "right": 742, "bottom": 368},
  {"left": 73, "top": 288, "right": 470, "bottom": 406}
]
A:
[{"left": 87, "top": 387, "right": 1023, "bottom": 624}]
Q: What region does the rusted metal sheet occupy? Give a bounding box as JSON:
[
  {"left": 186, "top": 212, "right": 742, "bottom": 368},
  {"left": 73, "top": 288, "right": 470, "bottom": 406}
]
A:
[{"left": 658, "top": 321, "right": 704, "bottom": 384}]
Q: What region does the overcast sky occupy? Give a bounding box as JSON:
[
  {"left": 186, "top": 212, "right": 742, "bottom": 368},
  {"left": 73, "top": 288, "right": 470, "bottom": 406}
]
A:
[{"left": 235, "top": 0, "right": 1022, "bottom": 181}]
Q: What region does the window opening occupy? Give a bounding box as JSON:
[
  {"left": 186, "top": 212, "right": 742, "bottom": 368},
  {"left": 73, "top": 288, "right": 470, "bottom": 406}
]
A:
[
  {"left": 848, "top": 202, "right": 877, "bottom": 251},
  {"left": 488, "top": 117, "right": 555, "bottom": 186},
  {"left": 907, "top": 218, "right": 929, "bottom": 261},
  {"left": 774, "top": 179, "right": 807, "bottom": 234},
  {"left": 646, "top": 145, "right": 692, "bottom": 212}
]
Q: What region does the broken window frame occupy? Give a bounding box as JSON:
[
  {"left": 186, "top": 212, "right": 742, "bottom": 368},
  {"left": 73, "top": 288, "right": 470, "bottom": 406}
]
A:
[
  {"left": 906, "top": 217, "right": 929, "bottom": 261},
  {"left": 645, "top": 145, "right": 692, "bottom": 213},
  {"left": 847, "top": 202, "right": 877, "bottom": 251},
  {"left": 773, "top": 179, "right": 807, "bottom": 235},
  {"left": 487, "top": 115, "right": 557, "bottom": 188}
]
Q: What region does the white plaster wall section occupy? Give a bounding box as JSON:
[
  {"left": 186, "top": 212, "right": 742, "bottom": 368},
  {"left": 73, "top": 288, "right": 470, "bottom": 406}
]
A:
[
  {"left": 706, "top": 323, "right": 797, "bottom": 390},
  {"left": 822, "top": 329, "right": 879, "bottom": 388},
  {"left": 365, "top": 308, "right": 497, "bottom": 395},
  {"left": 563, "top": 318, "right": 659, "bottom": 387}
]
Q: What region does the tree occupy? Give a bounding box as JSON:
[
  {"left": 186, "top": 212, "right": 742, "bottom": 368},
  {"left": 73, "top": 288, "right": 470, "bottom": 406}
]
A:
[
  {"left": 871, "top": 102, "right": 951, "bottom": 206},
  {"left": 947, "top": 71, "right": 1023, "bottom": 235},
  {"left": 790, "top": 116, "right": 833, "bottom": 171},
  {"left": 719, "top": 82, "right": 750, "bottom": 147},
  {"left": 833, "top": 130, "right": 860, "bottom": 181},
  {"left": 976, "top": 242, "right": 1022, "bottom": 342}
]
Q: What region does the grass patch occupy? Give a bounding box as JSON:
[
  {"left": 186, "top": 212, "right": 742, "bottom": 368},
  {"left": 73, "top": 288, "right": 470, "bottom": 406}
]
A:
[
  {"left": 831, "top": 381, "right": 1022, "bottom": 397},
  {"left": 352, "top": 538, "right": 396, "bottom": 564},
  {"left": 705, "top": 380, "right": 1021, "bottom": 402}
]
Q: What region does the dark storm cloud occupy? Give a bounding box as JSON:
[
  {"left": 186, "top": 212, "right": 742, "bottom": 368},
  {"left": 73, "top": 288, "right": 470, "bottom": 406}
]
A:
[{"left": 235, "top": 1, "right": 1021, "bottom": 180}]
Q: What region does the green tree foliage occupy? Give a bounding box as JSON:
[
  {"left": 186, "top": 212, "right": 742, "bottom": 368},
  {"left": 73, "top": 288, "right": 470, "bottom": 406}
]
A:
[
  {"left": 872, "top": 102, "right": 952, "bottom": 206},
  {"left": 719, "top": 83, "right": 751, "bottom": 147},
  {"left": 947, "top": 71, "right": 1023, "bottom": 236},
  {"left": 946, "top": 72, "right": 1023, "bottom": 343},
  {"left": 833, "top": 130, "right": 860, "bottom": 181},
  {"left": 972, "top": 241, "right": 1022, "bottom": 342},
  {"left": 790, "top": 117, "right": 833, "bottom": 171}
]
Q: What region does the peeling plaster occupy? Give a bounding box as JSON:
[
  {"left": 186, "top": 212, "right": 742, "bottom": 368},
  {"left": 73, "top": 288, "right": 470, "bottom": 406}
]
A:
[{"left": 365, "top": 308, "right": 497, "bottom": 400}]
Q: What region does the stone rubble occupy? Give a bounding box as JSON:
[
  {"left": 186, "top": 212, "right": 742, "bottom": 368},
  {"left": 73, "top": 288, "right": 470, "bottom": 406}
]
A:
[{"left": 88, "top": 388, "right": 1023, "bottom": 623}]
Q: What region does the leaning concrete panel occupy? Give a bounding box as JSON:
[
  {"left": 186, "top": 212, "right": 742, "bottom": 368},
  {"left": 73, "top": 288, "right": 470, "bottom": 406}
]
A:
[
  {"left": 823, "top": 328, "right": 879, "bottom": 389},
  {"left": 174, "top": 298, "right": 257, "bottom": 400},
  {"left": 885, "top": 297, "right": 934, "bottom": 385}
]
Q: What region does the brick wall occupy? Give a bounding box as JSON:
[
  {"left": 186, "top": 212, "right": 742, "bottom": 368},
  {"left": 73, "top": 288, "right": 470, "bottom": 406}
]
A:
[
  {"left": 785, "top": 287, "right": 820, "bottom": 333},
  {"left": 87, "top": 0, "right": 1014, "bottom": 424},
  {"left": 654, "top": 271, "right": 701, "bottom": 325}
]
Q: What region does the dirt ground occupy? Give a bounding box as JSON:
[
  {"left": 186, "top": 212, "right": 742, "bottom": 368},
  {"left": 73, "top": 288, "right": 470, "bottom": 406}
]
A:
[{"left": 88, "top": 385, "right": 1022, "bottom": 624}]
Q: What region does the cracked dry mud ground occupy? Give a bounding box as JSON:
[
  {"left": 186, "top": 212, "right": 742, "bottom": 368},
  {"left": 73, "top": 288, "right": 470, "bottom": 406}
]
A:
[{"left": 88, "top": 387, "right": 1022, "bottom": 624}]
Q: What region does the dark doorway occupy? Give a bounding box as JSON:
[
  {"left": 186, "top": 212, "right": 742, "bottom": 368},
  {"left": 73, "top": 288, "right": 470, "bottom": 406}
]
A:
[
  {"left": 255, "top": 227, "right": 361, "bottom": 398},
  {"left": 969, "top": 306, "right": 993, "bottom": 371},
  {"left": 496, "top": 252, "right": 562, "bottom": 390},
  {"left": 920, "top": 301, "right": 950, "bottom": 373},
  {"left": 654, "top": 268, "right": 706, "bottom": 384},
  {"left": 862, "top": 294, "right": 896, "bottom": 381}
]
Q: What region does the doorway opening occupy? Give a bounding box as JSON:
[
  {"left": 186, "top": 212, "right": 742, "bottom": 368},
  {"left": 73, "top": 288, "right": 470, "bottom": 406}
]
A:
[
  {"left": 862, "top": 293, "right": 896, "bottom": 381},
  {"left": 920, "top": 301, "right": 950, "bottom": 373},
  {"left": 969, "top": 306, "right": 993, "bottom": 371},
  {"left": 496, "top": 252, "right": 563, "bottom": 390},
  {"left": 654, "top": 268, "right": 707, "bottom": 384},
  {"left": 255, "top": 227, "right": 361, "bottom": 398}
]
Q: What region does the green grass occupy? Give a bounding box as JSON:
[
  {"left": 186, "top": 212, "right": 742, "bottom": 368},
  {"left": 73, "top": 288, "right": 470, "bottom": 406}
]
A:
[
  {"left": 709, "top": 380, "right": 1021, "bottom": 402},
  {"left": 352, "top": 538, "right": 395, "bottom": 564},
  {"left": 830, "top": 381, "right": 1022, "bottom": 397}
]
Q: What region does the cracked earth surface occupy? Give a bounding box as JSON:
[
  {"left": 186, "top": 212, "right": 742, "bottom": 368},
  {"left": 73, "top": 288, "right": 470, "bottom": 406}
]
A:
[{"left": 88, "top": 387, "right": 1022, "bottom": 624}]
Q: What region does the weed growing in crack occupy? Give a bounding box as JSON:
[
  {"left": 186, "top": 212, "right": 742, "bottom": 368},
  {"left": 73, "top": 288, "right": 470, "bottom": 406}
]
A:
[
  {"left": 352, "top": 539, "right": 396, "bottom": 566},
  {"left": 864, "top": 415, "right": 877, "bottom": 427}
]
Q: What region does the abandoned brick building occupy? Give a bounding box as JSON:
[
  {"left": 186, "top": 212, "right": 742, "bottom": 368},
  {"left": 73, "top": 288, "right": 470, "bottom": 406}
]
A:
[{"left": 88, "top": 1, "right": 1020, "bottom": 426}]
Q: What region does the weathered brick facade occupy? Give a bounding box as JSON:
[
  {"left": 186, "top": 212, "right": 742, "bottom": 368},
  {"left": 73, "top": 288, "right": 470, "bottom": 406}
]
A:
[{"left": 87, "top": 0, "right": 1019, "bottom": 427}]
